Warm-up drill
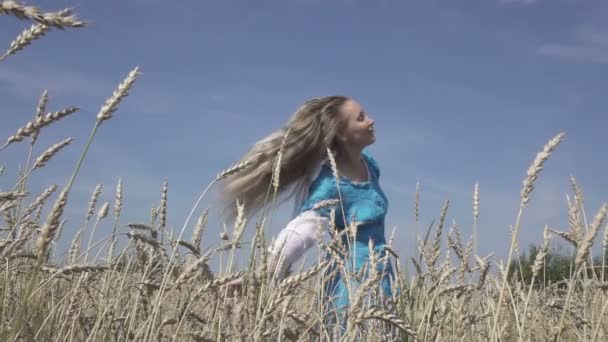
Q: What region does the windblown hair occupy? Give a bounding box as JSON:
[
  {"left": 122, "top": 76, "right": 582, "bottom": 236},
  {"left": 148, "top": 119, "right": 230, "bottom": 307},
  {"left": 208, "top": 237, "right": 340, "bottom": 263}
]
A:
[{"left": 219, "top": 95, "right": 349, "bottom": 221}]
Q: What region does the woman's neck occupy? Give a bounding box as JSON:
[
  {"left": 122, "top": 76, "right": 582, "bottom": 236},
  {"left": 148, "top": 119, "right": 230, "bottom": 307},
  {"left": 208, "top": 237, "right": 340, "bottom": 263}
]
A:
[{"left": 335, "top": 147, "right": 367, "bottom": 182}]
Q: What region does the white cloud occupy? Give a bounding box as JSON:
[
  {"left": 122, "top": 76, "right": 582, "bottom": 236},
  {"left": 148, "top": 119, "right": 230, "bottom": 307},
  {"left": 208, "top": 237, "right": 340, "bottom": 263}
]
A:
[
  {"left": 0, "top": 62, "right": 111, "bottom": 100},
  {"left": 538, "top": 26, "right": 608, "bottom": 64},
  {"left": 538, "top": 45, "right": 608, "bottom": 63}
]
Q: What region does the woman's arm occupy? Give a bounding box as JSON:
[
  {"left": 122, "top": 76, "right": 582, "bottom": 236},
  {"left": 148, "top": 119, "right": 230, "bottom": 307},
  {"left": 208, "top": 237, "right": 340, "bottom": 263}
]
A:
[{"left": 268, "top": 210, "right": 329, "bottom": 279}]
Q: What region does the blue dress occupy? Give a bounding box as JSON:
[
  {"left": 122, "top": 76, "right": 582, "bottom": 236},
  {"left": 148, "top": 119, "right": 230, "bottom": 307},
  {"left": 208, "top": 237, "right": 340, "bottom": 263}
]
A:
[{"left": 297, "top": 150, "right": 394, "bottom": 314}]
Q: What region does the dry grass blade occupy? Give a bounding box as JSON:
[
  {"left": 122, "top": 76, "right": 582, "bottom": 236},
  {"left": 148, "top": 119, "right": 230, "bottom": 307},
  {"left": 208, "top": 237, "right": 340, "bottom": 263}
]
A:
[
  {"left": 161, "top": 318, "right": 177, "bottom": 327},
  {"left": 1, "top": 106, "right": 79, "bottom": 150},
  {"left": 35, "top": 187, "right": 68, "bottom": 261},
  {"left": 32, "top": 137, "right": 73, "bottom": 170},
  {"left": 0, "top": 1, "right": 85, "bottom": 28},
  {"left": 0, "top": 22, "right": 50, "bottom": 62},
  {"left": 96, "top": 67, "right": 140, "bottom": 125}
]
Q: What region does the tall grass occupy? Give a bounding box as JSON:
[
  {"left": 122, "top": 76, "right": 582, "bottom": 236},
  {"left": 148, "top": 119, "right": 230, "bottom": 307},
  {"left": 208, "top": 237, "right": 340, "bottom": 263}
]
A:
[{"left": 1, "top": 2, "right": 608, "bottom": 341}]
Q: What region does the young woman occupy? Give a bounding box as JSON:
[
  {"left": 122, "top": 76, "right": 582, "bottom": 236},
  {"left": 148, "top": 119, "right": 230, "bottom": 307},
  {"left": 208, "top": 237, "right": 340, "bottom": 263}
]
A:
[{"left": 221, "top": 95, "right": 394, "bottom": 329}]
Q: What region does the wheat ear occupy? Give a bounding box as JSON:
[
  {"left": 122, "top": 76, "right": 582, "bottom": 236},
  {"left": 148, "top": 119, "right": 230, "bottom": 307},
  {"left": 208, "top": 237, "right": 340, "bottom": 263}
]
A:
[
  {"left": 0, "top": 1, "right": 85, "bottom": 29},
  {"left": 0, "top": 22, "right": 49, "bottom": 62},
  {"left": 32, "top": 137, "right": 73, "bottom": 170}
]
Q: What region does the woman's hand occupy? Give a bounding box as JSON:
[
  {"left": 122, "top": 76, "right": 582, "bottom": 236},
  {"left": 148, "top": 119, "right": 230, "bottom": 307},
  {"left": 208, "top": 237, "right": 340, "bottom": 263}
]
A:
[{"left": 225, "top": 277, "right": 244, "bottom": 297}]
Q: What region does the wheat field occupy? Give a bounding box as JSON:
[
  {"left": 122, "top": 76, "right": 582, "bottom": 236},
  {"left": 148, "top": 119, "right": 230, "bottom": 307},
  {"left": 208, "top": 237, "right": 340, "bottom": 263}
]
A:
[{"left": 1, "top": 2, "right": 608, "bottom": 341}]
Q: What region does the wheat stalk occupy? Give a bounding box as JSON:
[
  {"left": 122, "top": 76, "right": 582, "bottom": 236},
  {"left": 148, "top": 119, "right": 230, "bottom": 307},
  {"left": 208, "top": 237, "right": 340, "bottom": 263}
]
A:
[
  {"left": 521, "top": 133, "right": 565, "bottom": 205},
  {"left": 492, "top": 132, "right": 565, "bottom": 340},
  {"left": 216, "top": 156, "right": 259, "bottom": 180},
  {"left": 29, "top": 89, "right": 48, "bottom": 146},
  {"left": 473, "top": 182, "right": 479, "bottom": 256},
  {"left": 32, "top": 137, "right": 73, "bottom": 170},
  {"left": 311, "top": 199, "right": 340, "bottom": 211},
  {"left": 521, "top": 226, "right": 552, "bottom": 331},
  {"left": 271, "top": 127, "right": 291, "bottom": 192},
  {"left": 54, "top": 264, "right": 109, "bottom": 276},
  {"left": 531, "top": 226, "right": 552, "bottom": 278},
  {"left": 415, "top": 181, "right": 420, "bottom": 224},
  {"left": 114, "top": 178, "right": 123, "bottom": 219},
  {"left": 127, "top": 222, "right": 158, "bottom": 237},
  {"left": 354, "top": 306, "right": 417, "bottom": 339},
  {"left": 0, "top": 22, "right": 50, "bottom": 62},
  {"left": 97, "top": 202, "right": 109, "bottom": 221},
  {"left": 575, "top": 204, "right": 608, "bottom": 269},
  {"left": 0, "top": 1, "right": 85, "bottom": 29},
  {"left": 68, "top": 230, "right": 81, "bottom": 264},
  {"left": 475, "top": 253, "right": 493, "bottom": 289},
  {"left": 175, "top": 252, "right": 213, "bottom": 288},
  {"left": 192, "top": 209, "right": 208, "bottom": 250},
  {"left": 0, "top": 191, "right": 28, "bottom": 202},
  {"left": 35, "top": 187, "right": 68, "bottom": 261},
  {"left": 22, "top": 184, "right": 57, "bottom": 218},
  {"left": 79, "top": 190, "right": 98, "bottom": 227},
  {"left": 1, "top": 106, "right": 79, "bottom": 150},
  {"left": 566, "top": 195, "right": 583, "bottom": 246},
  {"left": 96, "top": 67, "right": 140, "bottom": 124},
  {"left": 127, "top": 231, "right": 161, "bottom": 250},
  {"left": 177, "top": 240, "right": 201, "bottom": 256},
  {"left": 428, "top": 200, "right": 449, "bottom": 267},
  {"left": 158, "top": 180, "right": 168, "bottom": 244},
  {"left": 107, "top": 178, "right": 123, "bottom": 261}
]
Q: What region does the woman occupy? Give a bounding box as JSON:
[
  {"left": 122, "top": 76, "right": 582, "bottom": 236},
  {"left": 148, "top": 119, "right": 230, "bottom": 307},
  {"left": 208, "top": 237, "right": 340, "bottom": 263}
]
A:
[{"left": 221, "top": 95, "right": 394, "bottom": 331}]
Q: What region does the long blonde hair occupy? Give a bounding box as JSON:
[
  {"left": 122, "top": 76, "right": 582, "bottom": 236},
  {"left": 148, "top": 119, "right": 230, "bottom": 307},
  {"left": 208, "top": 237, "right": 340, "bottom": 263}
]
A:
[{"left": 219, "top": 95, "right": 349, "bottom": 221}]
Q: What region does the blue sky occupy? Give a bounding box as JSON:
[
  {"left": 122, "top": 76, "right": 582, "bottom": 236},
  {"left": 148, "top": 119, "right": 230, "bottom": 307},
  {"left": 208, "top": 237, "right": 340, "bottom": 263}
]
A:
[{"left": 1, "top": 0, "right": 607, "bottom": 269}]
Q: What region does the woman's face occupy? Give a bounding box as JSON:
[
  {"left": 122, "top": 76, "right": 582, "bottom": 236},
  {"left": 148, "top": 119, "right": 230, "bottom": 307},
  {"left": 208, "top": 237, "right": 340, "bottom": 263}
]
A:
[{"left": 336, "top": 99, "right": 375, "bottom": 150}]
